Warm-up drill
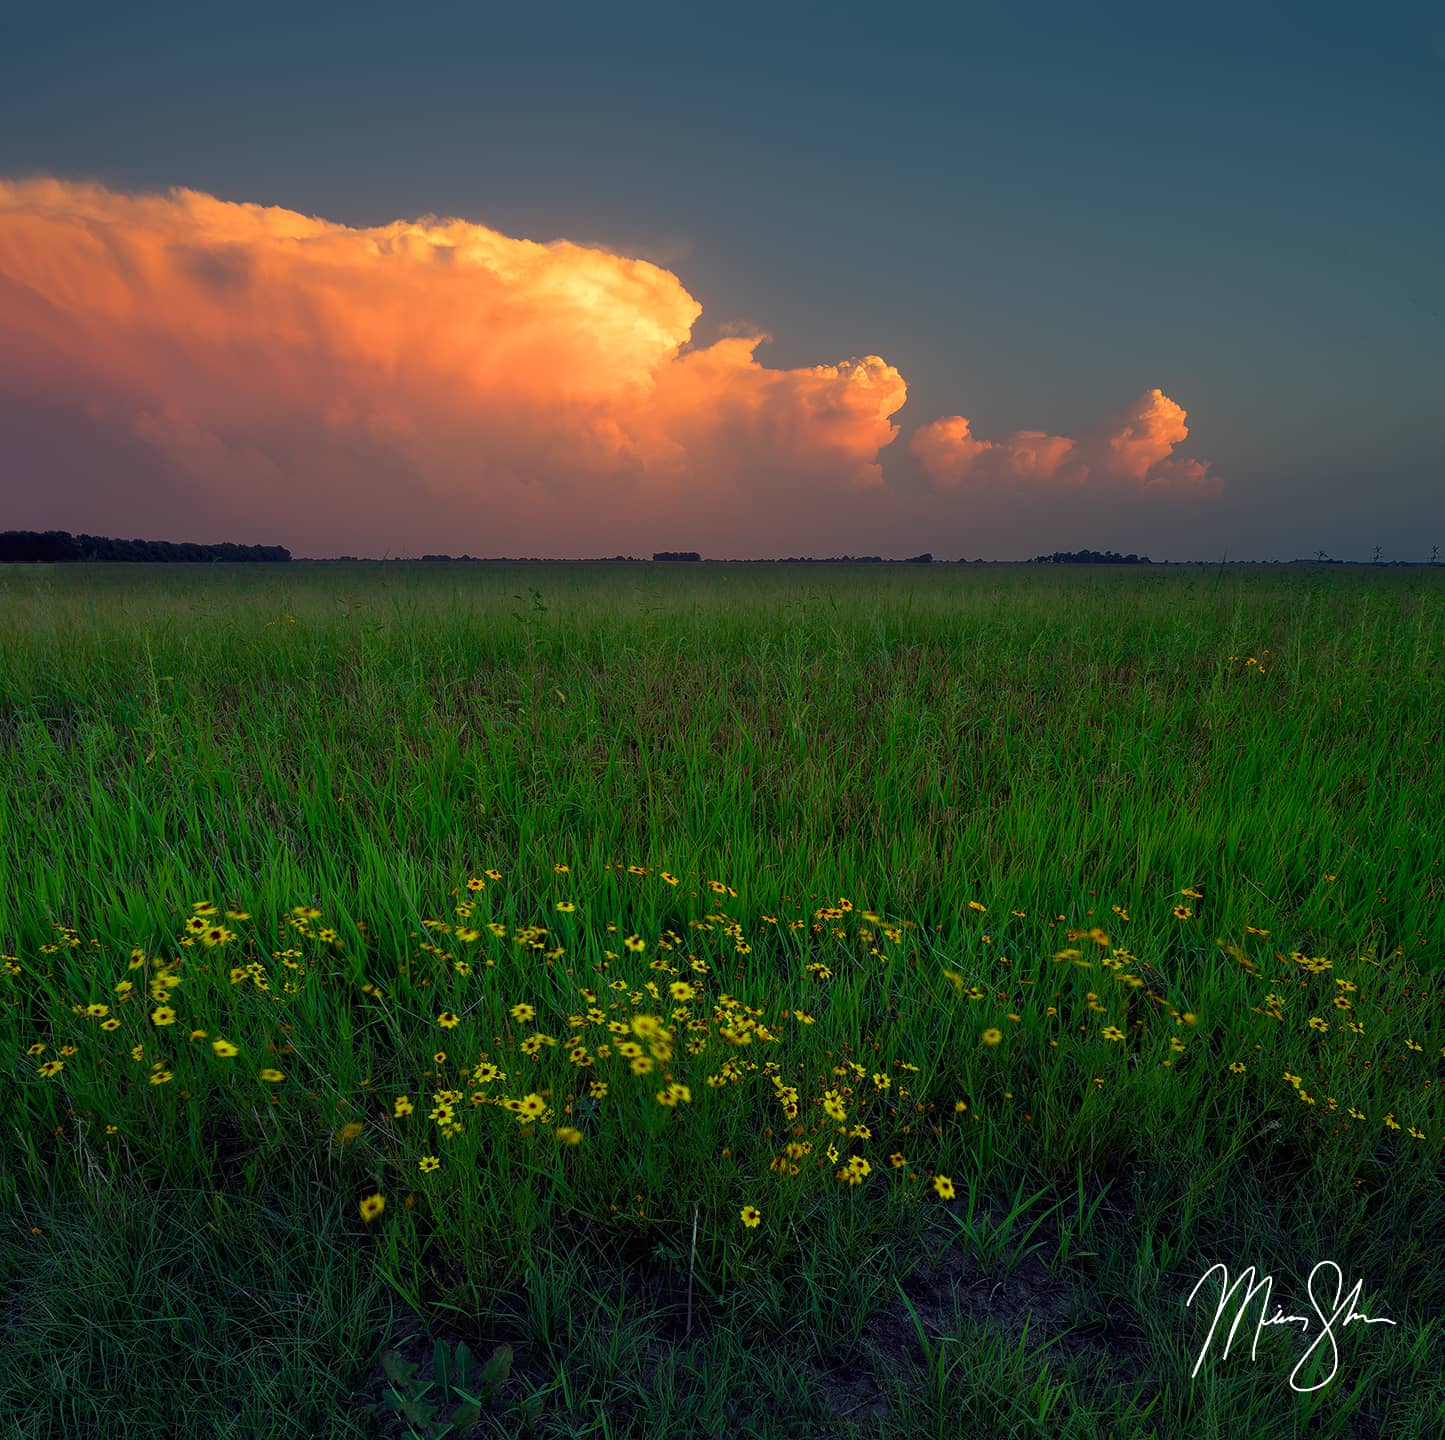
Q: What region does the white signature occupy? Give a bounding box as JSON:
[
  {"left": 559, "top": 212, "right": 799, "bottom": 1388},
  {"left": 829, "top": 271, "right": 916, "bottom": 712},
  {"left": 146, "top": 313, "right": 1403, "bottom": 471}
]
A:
[{"left": 1186, "top": 1261, "right": 1397, "bottom": 1392}]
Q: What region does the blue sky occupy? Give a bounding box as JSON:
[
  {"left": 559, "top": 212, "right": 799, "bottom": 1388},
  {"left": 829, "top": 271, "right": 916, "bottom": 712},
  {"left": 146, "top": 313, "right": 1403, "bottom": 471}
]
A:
[{"left": 1, "top": 1, "right": 1441, "bottom": 559}]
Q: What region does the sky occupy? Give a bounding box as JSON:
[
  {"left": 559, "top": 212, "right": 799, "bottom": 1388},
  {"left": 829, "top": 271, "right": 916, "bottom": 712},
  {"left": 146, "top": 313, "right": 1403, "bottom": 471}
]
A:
[{"left": 1, "top": 1, "right": 1441, "bottom": 561}]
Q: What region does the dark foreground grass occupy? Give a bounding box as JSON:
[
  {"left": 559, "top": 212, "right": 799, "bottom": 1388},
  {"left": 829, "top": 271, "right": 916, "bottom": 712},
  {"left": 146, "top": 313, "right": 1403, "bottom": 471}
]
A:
[{"left": 1, "top": 561, "right": 1441, "bottom": 1438}]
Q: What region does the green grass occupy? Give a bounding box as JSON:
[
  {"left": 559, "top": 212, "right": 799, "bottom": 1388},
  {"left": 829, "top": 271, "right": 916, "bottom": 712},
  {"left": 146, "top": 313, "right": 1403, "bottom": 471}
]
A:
[{"left": 1, "top": 560, "right": 1441, "bottom": 1437}]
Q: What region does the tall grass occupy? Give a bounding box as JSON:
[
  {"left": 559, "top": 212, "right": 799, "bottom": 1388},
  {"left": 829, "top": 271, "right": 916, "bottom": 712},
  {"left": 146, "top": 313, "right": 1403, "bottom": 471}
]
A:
[{"left": 1, "top": 560, "right": 1441, "bottom": 1437}]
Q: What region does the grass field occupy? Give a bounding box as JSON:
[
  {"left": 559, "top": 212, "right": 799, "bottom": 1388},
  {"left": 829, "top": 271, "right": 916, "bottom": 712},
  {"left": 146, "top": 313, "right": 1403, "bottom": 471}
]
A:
[{"left": 2, "top": 560, "right": 1441, "bottom": 1439}]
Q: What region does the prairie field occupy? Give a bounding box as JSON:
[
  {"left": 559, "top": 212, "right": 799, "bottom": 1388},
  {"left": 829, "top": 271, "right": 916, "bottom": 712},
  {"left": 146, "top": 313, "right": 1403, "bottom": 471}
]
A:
[{"left": 2, "top": 560, "right": 1442, "bottom": 1439}]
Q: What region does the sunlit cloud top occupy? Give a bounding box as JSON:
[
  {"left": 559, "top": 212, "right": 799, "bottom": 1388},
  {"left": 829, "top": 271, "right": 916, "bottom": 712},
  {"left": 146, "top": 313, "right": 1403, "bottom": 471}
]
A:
[{"left": 0, "top": 177, "right": 1219, "bottom": 555}]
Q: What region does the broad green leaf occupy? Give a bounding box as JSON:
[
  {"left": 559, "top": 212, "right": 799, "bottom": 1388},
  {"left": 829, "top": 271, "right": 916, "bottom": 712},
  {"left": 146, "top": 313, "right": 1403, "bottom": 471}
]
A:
[
  {"left": 382, "top": 1350, "right": 417, "bottom": 1386},
  {"left": 453, "top": 1340, "right": 475, "bottom": 1386},
  {"left": 451, "top": 1399, "right": 482, "bottom": 1428},
  {"left": 481, "top": 1343, "right": 513, "bottom": 1388},
  {"left": 399, "top": 1397, "right": 436, "bottom": 1425}
]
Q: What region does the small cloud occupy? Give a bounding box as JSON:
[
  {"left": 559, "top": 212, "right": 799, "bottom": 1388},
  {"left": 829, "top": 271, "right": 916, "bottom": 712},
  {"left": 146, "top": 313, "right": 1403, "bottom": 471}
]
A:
[{"left": 910, "top": 387, "right": 1221, "bottom": 498}]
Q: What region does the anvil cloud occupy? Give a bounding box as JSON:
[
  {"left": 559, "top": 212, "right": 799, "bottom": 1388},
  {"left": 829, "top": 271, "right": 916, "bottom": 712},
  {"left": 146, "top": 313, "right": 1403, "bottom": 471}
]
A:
[{"left": 0, "top": 179, "right": 1218, "bottom": 554}]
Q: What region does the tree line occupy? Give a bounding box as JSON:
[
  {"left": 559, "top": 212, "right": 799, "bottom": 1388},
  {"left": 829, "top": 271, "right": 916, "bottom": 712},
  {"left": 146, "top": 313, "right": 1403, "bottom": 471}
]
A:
[{"left": 0, "top": 530, "right": 292, "bottom": 563}]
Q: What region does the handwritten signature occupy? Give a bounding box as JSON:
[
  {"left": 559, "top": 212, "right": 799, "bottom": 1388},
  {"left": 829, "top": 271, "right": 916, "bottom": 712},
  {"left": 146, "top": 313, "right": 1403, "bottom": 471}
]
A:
[{"left": 1186, "top": 1261, "right": 1397, "bottom": 1392}]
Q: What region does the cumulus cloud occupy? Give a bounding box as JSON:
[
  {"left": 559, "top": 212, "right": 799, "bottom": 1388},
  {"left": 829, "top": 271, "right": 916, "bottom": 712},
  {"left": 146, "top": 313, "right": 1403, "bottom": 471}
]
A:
[
  {"left": 0, "top": 177, "right": 1220, "bottom": 555},
  {"left": 910, "top": 388, "right": 1221, "bottom": 498},
  {"left": 0, "top": 178, "right": 906, "bottom": 552}
]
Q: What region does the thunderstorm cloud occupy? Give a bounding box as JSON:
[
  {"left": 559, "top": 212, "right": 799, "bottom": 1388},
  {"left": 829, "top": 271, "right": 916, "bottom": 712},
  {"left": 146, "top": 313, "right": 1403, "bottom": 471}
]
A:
[{"left": 0, "top": 178, "right": 1219, "bottom": 554}]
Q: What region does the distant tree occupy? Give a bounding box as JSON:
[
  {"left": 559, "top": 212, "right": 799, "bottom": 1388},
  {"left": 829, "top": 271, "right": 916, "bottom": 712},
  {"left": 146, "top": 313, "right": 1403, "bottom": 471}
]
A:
[{"left": 1029, "top": 549, "right": 1150, "bottom": 565}]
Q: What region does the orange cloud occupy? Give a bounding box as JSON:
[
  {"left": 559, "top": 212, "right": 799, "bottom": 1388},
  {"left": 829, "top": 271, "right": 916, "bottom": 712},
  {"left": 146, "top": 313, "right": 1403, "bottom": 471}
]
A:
[
  {"left": 0, "top": 178, "right": 907, "bottom": 552},
  {"left": 910, "top": 389, "right": 1221, "bottom": 497}
]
